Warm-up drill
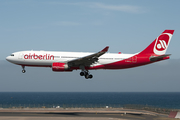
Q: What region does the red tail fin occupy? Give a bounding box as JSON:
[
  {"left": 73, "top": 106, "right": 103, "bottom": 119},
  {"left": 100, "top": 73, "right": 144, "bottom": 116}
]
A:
[{"left": 139, "top": 30, "right": 174, "bottom": 55}]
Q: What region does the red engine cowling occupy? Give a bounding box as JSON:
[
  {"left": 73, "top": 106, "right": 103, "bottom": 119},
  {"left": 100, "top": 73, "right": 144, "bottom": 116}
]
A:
[{"left": 52, "top": 62, "right": 72, "bottom": 72}]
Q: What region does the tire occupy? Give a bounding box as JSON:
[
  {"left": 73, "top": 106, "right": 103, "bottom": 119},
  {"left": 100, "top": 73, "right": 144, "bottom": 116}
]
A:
[
  {"left": 85, "top": 74, "right": 89, "bottom": 79},
  {"left": 88, "top": 74, "right": 93, "bottom": 79},
  {"left": 22, "top": 70, "right": 26, "bottom": 73},
  {"left": 80, "top": 72, "right": 85, "bottom": 76}
]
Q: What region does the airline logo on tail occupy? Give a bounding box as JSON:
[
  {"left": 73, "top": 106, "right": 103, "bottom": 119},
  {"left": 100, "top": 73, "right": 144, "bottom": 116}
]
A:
[
  {"left": 153, "top": 32, "right": 173, "bottom": 55},
  {"left": 156, "top": 40, "right": 167, "bottom": 50}
]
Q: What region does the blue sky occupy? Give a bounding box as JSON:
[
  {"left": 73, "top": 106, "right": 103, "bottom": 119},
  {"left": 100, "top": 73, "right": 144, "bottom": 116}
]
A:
[
  {"left": 1, "top": 0, "right": 180, "bottom": 59},
  {"left": 1, "top": 0, "right": 180, "bottom": 92}
]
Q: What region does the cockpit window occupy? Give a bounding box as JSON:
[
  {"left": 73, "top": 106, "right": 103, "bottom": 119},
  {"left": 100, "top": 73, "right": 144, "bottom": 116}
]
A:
[{"left": 10, "top": 54, "right": 14, "bottom": 56}]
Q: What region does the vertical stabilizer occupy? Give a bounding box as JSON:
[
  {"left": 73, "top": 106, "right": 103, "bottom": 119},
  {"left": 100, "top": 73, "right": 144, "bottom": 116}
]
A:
[{"left": 139, "top": 30, "right": 174, "bottom": 55}]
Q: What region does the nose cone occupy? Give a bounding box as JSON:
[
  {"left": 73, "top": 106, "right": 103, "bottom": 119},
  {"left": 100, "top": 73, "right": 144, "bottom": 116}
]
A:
[
  {"left": 6, "top": 56, "right": 13, "bottom": 63},
  {"left": 6, "top": 56, "right": 10, "bottom": 61},
  {"left": 6, "top": 53, "right": 17, "bottom": 64}
]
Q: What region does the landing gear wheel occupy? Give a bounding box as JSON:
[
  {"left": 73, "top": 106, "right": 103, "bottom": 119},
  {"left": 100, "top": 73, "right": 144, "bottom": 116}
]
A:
[
  {"left": 88, "top": 74, "right": 93, "bottom": 79},
  {"left": 85, "top": 74, "right": 89, "bottom": 79},
  {"left": 22, "top": 70, "right": 26, "bottom": 73},
  {"left": 80, "top": 72, "right": 85, "bottom": 76}
]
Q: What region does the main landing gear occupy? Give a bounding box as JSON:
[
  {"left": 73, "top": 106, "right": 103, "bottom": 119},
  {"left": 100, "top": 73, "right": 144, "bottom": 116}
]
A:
[
  {"left": 79, "top": 65, "right": 93, "bottom": 79},
  {"left": 80, "top": 71, "right": 93, "bottom": 79},
  {"left": 22, "top": 66, "right": 26, "bottom": 73}
]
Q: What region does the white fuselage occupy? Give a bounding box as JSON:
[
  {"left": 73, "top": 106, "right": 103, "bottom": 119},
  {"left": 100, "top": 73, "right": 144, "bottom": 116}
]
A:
[{"left": 6, "top": 50, "right": 135, "bottom": 67}]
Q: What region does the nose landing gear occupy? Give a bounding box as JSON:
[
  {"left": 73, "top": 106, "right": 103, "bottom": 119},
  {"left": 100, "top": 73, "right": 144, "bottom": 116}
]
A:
[{"left": 22, "top": 66, "right": 26, "bottom": 73}]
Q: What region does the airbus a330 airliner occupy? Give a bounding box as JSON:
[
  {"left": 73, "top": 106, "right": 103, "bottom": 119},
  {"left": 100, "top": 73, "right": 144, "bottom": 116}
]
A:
[{"left": 6, "top": 30, "right": 174, "bottom": 79}]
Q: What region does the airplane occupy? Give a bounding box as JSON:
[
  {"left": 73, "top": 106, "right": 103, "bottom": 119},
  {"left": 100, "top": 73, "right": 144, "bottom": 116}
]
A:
[{"left": 6, "top": 30, "right": 174, "bottom": 79}]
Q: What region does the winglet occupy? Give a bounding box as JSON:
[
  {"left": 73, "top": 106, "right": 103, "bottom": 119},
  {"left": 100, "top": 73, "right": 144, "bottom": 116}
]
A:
[{"left": 101, "top": 46, "right": 109, "bottom": 52}]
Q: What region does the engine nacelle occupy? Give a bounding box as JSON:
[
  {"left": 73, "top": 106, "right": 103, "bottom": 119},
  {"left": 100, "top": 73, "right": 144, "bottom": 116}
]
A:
[{"left": 52, "top": 62, "right": 72, "bottom": 72}]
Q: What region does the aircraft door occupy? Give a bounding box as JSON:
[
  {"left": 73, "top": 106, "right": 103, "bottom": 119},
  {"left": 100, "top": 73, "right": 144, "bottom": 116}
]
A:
[{"left": 18, "top": 53, "right": 23, "bottom": 59}]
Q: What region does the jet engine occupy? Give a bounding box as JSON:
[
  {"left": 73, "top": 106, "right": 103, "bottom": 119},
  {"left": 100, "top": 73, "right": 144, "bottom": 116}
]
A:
[{"left": 52, "top": 62, "right": 72, "bottom": 72}]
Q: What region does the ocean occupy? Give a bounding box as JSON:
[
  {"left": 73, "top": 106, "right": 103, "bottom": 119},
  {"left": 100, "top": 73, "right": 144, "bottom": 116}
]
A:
[{"left": 0, "top": 92, "right": 180, "bottom": 109}]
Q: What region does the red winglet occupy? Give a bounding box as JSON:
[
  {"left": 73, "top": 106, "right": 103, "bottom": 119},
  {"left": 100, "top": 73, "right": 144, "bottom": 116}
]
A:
[{"left": 101, "top": 46, "right": 109, "bottom": 52}]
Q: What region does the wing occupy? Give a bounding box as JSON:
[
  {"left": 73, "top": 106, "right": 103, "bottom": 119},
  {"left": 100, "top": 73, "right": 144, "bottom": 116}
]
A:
[{"left": 68, "top": 46, "right": 109, "bottom": 67}]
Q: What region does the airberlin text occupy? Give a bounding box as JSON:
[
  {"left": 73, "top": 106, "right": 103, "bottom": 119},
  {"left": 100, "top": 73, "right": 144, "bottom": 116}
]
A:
[{"left": 24, "top": 53, "right": 54, "bottom": 60}]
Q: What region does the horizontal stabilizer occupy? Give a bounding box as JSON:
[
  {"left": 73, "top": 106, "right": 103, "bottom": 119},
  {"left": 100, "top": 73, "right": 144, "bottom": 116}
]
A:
[{"left": 150, "top": 54, "right": 171, "bottom": 62}]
